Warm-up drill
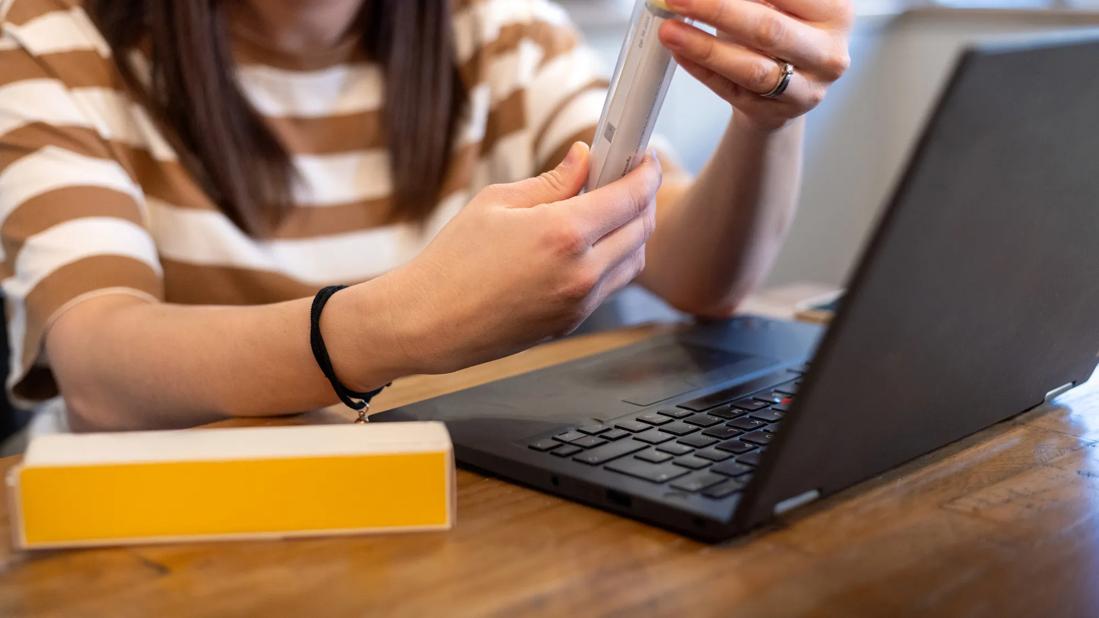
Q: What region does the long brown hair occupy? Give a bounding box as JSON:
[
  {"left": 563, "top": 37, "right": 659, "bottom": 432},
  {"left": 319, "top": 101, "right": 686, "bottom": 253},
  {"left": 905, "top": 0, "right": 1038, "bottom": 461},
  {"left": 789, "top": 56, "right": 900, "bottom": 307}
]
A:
[{"left": 87, "top": 0, "right": 467, "bottom": 234}]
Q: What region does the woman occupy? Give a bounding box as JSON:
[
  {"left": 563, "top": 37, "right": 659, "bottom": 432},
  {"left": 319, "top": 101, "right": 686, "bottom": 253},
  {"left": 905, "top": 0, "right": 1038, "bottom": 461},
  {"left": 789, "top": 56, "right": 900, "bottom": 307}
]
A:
[{"left": 0, "top": 0, "right": 852, "bottom": 430}]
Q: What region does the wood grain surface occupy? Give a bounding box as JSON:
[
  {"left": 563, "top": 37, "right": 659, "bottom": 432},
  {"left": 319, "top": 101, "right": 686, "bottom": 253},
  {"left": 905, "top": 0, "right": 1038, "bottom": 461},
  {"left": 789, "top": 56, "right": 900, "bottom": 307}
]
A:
[{"left": 1, "top": 323, "right": 1096, "bottom": 618}]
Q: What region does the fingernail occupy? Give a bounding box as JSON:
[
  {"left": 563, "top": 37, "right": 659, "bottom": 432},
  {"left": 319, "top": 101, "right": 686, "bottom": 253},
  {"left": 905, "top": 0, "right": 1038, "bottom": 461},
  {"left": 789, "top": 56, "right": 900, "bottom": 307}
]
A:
[
  {"left": 667, "top": 0, "right": 688, "bottom": 10},
  {"left": 662, "top": 23, "right": 684, "bottom": 48},
  {"left": 649, "top": 149, "right": 662, "bottom": 170}
]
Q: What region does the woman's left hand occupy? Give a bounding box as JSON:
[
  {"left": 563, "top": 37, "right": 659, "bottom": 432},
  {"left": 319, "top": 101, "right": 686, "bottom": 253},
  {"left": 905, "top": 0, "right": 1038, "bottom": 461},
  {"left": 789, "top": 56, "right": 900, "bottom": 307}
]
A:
[{"left": 659, "top": 0, "right": 854, "bottom": 130}]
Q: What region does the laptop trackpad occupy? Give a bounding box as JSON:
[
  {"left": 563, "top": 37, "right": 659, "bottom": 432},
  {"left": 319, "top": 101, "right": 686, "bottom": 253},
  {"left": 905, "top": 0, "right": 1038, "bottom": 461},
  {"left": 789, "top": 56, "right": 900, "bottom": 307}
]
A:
[{"left": 572, "top": 342, "right": 778, "bottom": 407}]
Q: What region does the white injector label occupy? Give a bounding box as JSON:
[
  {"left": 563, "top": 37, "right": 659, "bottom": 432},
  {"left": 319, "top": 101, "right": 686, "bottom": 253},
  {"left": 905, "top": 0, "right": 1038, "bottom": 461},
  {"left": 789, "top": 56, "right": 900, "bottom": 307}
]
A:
[{"left": 587, "top": 0, "right": 685, "bottom": 191}]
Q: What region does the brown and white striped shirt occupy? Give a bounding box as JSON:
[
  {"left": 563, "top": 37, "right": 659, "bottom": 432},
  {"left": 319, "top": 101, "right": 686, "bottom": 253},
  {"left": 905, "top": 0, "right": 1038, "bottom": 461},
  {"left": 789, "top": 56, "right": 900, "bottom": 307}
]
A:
[{"left": 0, "top": 0, "right": 616, "bottom": 406}]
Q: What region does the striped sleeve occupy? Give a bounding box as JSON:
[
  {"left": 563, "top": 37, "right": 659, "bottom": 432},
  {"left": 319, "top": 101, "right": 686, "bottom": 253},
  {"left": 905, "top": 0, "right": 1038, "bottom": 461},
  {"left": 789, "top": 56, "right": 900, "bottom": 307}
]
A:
[
  {"left": 455, "top": 0, "right": 610, "bottom": 179},
  {"left": 521, "top": 2, "right": 609, "bottom": 174},
  {"left": 0, "top": 7, "right": 163, "bottom": 405}
]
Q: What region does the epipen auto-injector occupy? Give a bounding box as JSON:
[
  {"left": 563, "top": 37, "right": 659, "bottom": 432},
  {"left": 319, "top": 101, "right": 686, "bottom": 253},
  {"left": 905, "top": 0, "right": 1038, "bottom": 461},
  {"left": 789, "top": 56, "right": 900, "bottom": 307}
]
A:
[{"left": 586, "top": 0, "right": 685, "bottom": 191}]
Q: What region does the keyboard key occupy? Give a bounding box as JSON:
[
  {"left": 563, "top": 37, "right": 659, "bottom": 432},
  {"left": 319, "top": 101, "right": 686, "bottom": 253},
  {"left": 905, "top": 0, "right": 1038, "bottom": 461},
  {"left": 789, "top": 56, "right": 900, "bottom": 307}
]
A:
[
  {"left": 615, "top": 420, "right": 649, "bottom": 433},
  {"left": 712, "top": 460, "right": 753, "bottom": 477},
  {"left": 555, "top": 431, "right": 586, "bottom": 443},
  {"left": 660, "top": 422, "right": 699, "bottom": 436},
  {"left": 529, "top": 439, "right": 559, "bottom": 452},
  {"left": 606, "top": 458, "right": 689, "bottom": 483},
  {"left": 671, "top": 472, "right": 727, "bottom": 493},
  {"left": 683, "top": 413, "right": 723, "bottom": 428},
  {"left": 679, "top": 434, "right": 718, "bottom": 448},
  {"left": 741, "top": 430, "right": 774, "bottom": 446},
  {"left": 738, "top": 450, "right": 765, "bottom": 466},
  {"left": 634, "top": 429, "right": 675, "bottom": 445},
  {"left": 772, "top": 403, "right": 791, "bottom": 413},
  {"left": 551, "top": 444, "right": 583, "bottom": 457},
  {"left": 762, "top": 423, "right": 782, "bottom": 434},
  {"left": 637, "top": 413, "right": 672, "bottom": 426},
  {"left": 727, "top": 417, "right": 768, "bottom": 432},
  {"left": 572, "top": 436, "right": 608, "bottom": 449},
  {"left": 656, "top": 442, "right": 694, "bottom": 456},
  {"left": 749, "top": 408, "right": 785, "bottom": 423},
  {"left": 715, "top": 439, "right": 757, "bottom": 454},
  {"left": 573, "top": 439, "right": 648, "bottom": 465},
  {"left": 602, "top": 428, "right": 630, "bottom": 441},
  {"left": 702, "top": 426, "right": 742, "bottom": 440},
  {"left": 706, "top": 405, "right": 743, "bottom": 420},
  {"left": 657, "top": 408, "right": 692, "bottom": 419},
  {"left": 732, "top": 399, "right": 769, "bottom": 412},
  {"left": 578, "top": 424, "right": 609, "bottom": 435},
  {"left": 695, "top": 447, "right": 733, "bottom": 462},
  {"left": 677, "top": 370, "right": 791, "bottom": 411},
  {"left": 673, "top": 455, "right": 712, "bottom": 470},
  {"left": 703, "top": 478, "right": 746, "bottom": 498},
  {"left": 635, "top": 449, "right": 674, "bottom": 464}
]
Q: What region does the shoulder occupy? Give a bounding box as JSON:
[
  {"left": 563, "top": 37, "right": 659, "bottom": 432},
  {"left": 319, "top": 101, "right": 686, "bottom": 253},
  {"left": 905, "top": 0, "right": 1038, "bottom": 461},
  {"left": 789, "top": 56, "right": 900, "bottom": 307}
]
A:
[
  {"left": 0, "top": 0, "right": 117, "bottom": 88},
  {"left": 2, "top": 0, "right": 87, "bottom": 31},
  {"left": 2, "top": 0, "right": 108, "bottom": 58},
  {"left": 452, "top": 0, "right": 579, "bottom": 61},
  {"left": 0, "top": 0, "right": 149, "bottom": 164},
  {"left": 453, "top": 0, "right": 573, "bottom": 25},
  {"left": 452, "top": 0, "right": 590, "bottom": 99}
]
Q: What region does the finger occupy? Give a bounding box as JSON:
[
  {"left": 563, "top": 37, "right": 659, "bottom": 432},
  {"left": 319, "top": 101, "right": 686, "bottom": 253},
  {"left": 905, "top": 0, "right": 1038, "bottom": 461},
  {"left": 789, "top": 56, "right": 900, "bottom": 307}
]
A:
[
  {"left": 664, "top": 23, "right": 786, "bottom": 96},
  {"left": 595, "top": 247, "right": 648, "bottom": 302},
  {"left": 672, "top": 50, "right": 746, "bottom": 104},
  {"left": 672, "top": 48, "right": 823, "bottom": 110},
  {"left": 553, "top": 154, "right": 662, "bottom": 244},
  {"left": 493, "top": 142, "right": 590, "bottom": 207},
  {"left": 664, "top": 0, "right": 831, "bottom": 70},
  {"left": 750, "top": 0, "right": 851, "bottom": 24},
  {"left": 673, "top": 54, "right": 809, "bottom": 127},
  {"left": 589, "top": 196, "right": 656, "bottom": 268}
]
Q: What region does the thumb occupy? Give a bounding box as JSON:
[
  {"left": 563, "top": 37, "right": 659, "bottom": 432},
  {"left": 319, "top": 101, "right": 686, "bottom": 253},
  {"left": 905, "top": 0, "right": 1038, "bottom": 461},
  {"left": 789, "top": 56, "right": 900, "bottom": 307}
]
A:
[{"left": 499, "top": 142, "right": 590, "bottom": 208}]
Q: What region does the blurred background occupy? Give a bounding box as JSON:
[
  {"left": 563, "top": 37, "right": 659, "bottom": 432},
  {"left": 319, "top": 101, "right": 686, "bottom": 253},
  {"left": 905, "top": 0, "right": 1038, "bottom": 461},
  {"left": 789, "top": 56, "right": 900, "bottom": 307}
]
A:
[{"left": 560, "top": 0, "right": 1099, "bottom": 290}]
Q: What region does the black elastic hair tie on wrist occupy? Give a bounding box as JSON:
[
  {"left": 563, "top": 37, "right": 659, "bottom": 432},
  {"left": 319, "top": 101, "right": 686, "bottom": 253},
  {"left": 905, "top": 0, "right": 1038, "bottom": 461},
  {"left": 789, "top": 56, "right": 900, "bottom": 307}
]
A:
[{"left": 310, "top": 285, "right": 389, "bottom": 422}]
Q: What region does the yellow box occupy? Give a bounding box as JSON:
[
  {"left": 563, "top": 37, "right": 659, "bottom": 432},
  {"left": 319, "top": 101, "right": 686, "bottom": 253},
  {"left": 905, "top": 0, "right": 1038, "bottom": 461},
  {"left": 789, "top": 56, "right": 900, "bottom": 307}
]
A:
[{"left": 8, "top": 422, "right": 454, "bottom": 549}]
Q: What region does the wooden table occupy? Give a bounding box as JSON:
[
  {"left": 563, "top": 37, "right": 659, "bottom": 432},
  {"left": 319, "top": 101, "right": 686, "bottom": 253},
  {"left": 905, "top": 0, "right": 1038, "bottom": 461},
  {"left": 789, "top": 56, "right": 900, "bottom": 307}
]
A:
[{"left": 1, "top": 323, "right": 1098, "bottom": 617}]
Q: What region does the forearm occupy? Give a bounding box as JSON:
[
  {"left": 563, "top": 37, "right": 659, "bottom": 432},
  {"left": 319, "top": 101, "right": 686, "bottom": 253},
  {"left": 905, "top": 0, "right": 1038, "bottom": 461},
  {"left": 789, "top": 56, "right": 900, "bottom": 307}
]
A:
[
  {"left": 47, "top": 278, "right": 412, "bottom": 431},
  {"left": 41, "top": 145, "right": 662, "bottom": 432},
  {"left": 641, "top": 115, "right": 805, "bottom": 316}
]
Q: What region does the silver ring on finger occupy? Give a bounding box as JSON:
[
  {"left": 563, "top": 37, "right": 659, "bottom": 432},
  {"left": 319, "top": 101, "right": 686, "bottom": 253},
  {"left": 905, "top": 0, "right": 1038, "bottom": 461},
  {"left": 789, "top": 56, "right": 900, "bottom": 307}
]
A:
[{"left": 763, "top": 60, "right": 795, "bottom": 99}]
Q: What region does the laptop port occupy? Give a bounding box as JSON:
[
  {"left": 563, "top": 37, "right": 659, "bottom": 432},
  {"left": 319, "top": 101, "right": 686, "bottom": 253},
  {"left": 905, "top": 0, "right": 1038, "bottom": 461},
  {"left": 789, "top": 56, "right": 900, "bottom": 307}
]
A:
[{"left": 605, "top": 489, "right": 632, "bottom": 509}]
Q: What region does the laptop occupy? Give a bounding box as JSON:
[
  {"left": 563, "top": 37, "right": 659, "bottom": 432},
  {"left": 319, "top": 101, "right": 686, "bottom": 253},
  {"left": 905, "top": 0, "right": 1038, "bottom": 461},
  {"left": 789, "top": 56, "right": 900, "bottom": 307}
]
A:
[{"left": 374, "top": 34, "right": 1099, "bottom": 541}]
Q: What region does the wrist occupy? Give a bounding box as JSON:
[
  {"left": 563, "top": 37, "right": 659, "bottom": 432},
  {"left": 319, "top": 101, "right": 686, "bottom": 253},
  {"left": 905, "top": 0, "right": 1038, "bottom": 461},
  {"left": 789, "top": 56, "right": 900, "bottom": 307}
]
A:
[
  {"left": 320, "top": 276, "right": 424, "bottom": 393},
  {"left": 729, "top": 112, "right": 804, "bottom": 141}
]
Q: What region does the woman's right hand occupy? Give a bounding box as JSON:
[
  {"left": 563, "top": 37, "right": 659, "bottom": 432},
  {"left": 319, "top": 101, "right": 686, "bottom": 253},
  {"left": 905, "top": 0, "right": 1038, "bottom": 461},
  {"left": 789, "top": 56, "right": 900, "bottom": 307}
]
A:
[{"left": 368, "top": 142, "right": 662, "bottom": 375}]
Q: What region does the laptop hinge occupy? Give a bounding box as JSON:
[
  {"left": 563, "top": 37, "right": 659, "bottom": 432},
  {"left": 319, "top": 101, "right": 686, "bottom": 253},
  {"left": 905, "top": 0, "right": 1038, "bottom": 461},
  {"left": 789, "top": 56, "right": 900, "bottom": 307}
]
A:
[
  {"left": 1044, "top": 381, "right": 1076, "bottom": 403},
  {"left": 773, "top": 489, "right": 821, "bottom": 516}
]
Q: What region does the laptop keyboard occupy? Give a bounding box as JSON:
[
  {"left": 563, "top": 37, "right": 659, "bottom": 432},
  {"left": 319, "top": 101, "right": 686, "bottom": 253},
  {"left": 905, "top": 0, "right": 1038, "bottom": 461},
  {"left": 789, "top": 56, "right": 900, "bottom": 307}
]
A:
[{"left": 526, "top": 366, "right": 806, "bottom": 500}]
